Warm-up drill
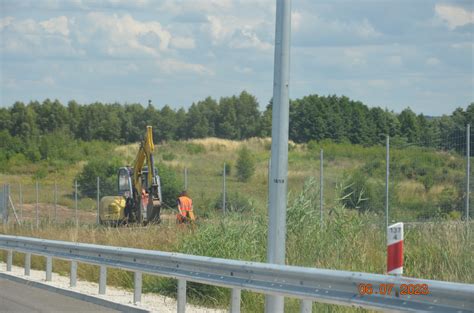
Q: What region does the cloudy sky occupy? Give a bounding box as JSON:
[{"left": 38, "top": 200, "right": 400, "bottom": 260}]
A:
[{"left": 0, "top": 0, "right": 473, "bottom": 115}]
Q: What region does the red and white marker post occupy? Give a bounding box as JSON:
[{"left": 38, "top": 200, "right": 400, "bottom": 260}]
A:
[{"left": 387, "top": 222, "right": 403, "bottom": 275}]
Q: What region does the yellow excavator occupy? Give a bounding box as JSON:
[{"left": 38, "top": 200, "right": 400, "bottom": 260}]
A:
[{"left": 99, "top": 126, "right": 162, "bottom": 225}]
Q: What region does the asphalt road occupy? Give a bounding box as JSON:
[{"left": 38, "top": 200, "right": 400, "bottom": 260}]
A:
[{"left": 0, "top": 278, "right": 119, "bottom": 313}]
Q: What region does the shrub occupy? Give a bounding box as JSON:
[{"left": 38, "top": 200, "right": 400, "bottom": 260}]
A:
[
  {"left": 214, "top": 192, "right": 254, "bottom": 213},
  {"left": 186, "top": 143, "right": 206, "bottom": 155},
  {"left": 221, "top": 162, "right": 232, "bottom": 176},
  {"left": 76, "top": 158, "right": 121, "bottom": 198},
  {"left": 437, "top": 186, "right": 463, "bottom": 214},
  {"left": 162, "top": 152, "right": 176, "bottom": 161},
  {"left": 339, "top": 170, "right": 384, "bottom": 213},
  {"left": 156, "top": 163, "right": 181, "bottom": 207},
  {"left": 420, "top": 174, "right": 435, "bottom": 191},
  {"left": 33, "top": 167, "right": 48, "bottom": 180},
  {"left": 236, "top": 146, "right": 255, "bottom": 182}
]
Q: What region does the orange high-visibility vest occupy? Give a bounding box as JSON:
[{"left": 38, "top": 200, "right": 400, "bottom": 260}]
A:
[{"left": 178, "top": 196, "right": 193, "bottom": 214}]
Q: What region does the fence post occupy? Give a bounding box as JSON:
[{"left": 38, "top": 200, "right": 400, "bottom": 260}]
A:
[
  {"left": 0, "top": 185, "right": 8, "bottom": 224},
  {"left": 1, "top": 185, "right": 4, "bottom": 224},
  {"left": 24, "top": 253, "right": 31, "bottom": 276},
  {"left": 184, "top": 167, "right": 188, "bottom": 191},
  {"left": 5, "top": 184, "right": 9, "bottom": 222},
  {"left": 75, "top": 180, "right": 78, "bottom": 226},
  {"left": 230, "top": 288, "right": 241, "bottom": 313},
  {"left": 177, "top": 279, "right": 186, "bottom": 313},
  {"left": 300, "top": 300, "right": 312, "bottom": 313},
  {"left": 36, "top": 180, "right": 39, "bottom": 229},
  {"left": 320, "top": 149, "right": 323, "bottom": 224},
  {"left": 19, "top": 183, "right": 23, "bottom": 221},
  {"left": 54, "top": 181, "right": 57, "bottom": 223},
  {"left": 385, "top": 135, "right": 390, "bottom": 230},
  {"left": 99, "top": 265, "right": 107, "bottom": 294},
  {"left": 70, "top": 261, "right": 77, "bottom": 287},
  {"left": 46, "top": 256, "right": 52, "bottom": 281},
  {"left": 466, "top": 124, "right": 470, "bottom": 223},
  {"left": 223, "top": 162, "right": 226, "bottom": 214},
  {"left": 134, "top": 271, "right": 142, "bottom": 304},
  {"left": 97, "top": 177, "right": 100, "bottom": 225}
]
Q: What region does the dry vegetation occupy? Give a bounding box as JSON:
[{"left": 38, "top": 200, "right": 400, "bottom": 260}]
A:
[{"left": 1, "top": 138, "right": 473, "bottom": 312}]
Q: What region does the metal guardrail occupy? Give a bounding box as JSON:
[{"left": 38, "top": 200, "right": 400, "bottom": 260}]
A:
[{"left": 0, "top": 235, "right": 473, "bottom": 313}]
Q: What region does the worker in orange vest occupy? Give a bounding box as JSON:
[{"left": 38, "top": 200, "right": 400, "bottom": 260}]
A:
[{"left": 177, "top": 191, "right": 195, "bottom": 224}]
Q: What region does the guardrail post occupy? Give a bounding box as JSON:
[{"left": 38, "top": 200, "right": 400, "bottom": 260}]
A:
[
  {"left": 46, "top": 256, "right": 52, "bottom": 281},
  {"left": 177, "top": 279, "right": 186, "bottom": 313},
  {"left": 24, "top": 253, "right": 31, "bottom": 276},
  {"left": 99, "top": 265, "right": 107, "bottom": 294},
  {"left": 7, "top": 250, "right": 12, "bottom": 271},
  {"left": 230, "top": 288, "right": 241, "bottom": 313},
  {"left": 70, "top": 261, "right": 77, "bottom": 287},
  {"left": 300, "top": 300, "right": 312, "bottom": 313},
  {"left": 134, "top": 271, "right": 142, "bottom": 304}
]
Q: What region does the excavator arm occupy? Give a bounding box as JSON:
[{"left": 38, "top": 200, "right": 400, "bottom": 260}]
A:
[
  {"left": 133, "top": 126, "right": 155, "bottom": 193},
  {"left": 131, "top": 126, "right": 161, "bottom": 223}
]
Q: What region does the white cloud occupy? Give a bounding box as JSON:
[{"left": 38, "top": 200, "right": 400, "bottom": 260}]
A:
[
  {"left": 355, "top": 19, "right": 381, "bottom": 39},
  {"left": 0, "top": 17, "right": 14, "bottom": 30},
  {"left": 234, "top": 66, "right": 253, "bottom": 74},
  {"left": 426, "top": 57, "right": 440, "bottom": 66},
  {"left": 1, "top": 17, "right": 78, "bottom": 55},
  {"left": 171, "top": 36, "right": 195, "bottom": 49},
  {"left": 229, "top": 29, "right": 272, "bottom": 51},
  {"left": 39, "top": 16, "right": 70, "bottom": 36},
  {"left": 204, "top": 14, "right": 272, "bottom": 50},
  {"left": 292, "top": 11, "right": 302, "bottom": 31},
  {"left": 291, "top": 12, "right": 382, "bottom": 46},
  {"left": 84, "top": 12, "right": 172, "bottom": 56},
  {"left": 344, "top": 48, "right": 367, "bottom": 66},
  {"left": 435, "top": 4, "right": 474, "bottom": 30},
  {"left": 160, "top": 0, "right": 233, "bottom": 14},
  {"left": 367, "top": 79, "right": 390, "bottom": 89},
  {"left": 387, "top": 55, "right": 403, "bottom": 66},
  {"left": 158, "top": 58, "right": 214, "bottom": 75}
]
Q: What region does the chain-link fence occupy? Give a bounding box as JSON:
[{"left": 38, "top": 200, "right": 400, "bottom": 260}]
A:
[
  {"left": 1, "top": 127, "right": 472, "bottom": 228},
  {"left": 2, "top": 179, "right": 100, "bottom": 227},
  {"left": 0, "top": 185, "right": 9, "bottom": 224},
  {"left": 388, "top": 127, "right": 470, "bottom": 224}
]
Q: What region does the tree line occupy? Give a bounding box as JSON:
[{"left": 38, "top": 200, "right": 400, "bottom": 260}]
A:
[{"left": 0, "top": 91, "right": 473, "bottom": 163}]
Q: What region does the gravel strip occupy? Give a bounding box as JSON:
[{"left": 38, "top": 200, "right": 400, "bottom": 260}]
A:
[{"left": 0, "top": 262, "right": 226, "bottom": 313}]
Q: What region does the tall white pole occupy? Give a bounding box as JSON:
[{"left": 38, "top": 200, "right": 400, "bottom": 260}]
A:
[{"left": 265, "top": 0, "right": 291, "bottom": 312}]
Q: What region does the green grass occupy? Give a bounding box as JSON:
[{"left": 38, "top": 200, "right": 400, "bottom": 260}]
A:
[{"left": 1, "top": 137, "right": 472, "bottom": 312}]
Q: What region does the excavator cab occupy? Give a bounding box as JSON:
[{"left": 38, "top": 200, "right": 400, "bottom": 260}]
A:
[
  {"left": 116, "top": 165, "right": 162, "bottom": 223},
  {"left": 118, "top": 167, "right": 133, "bottom": 198}
]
